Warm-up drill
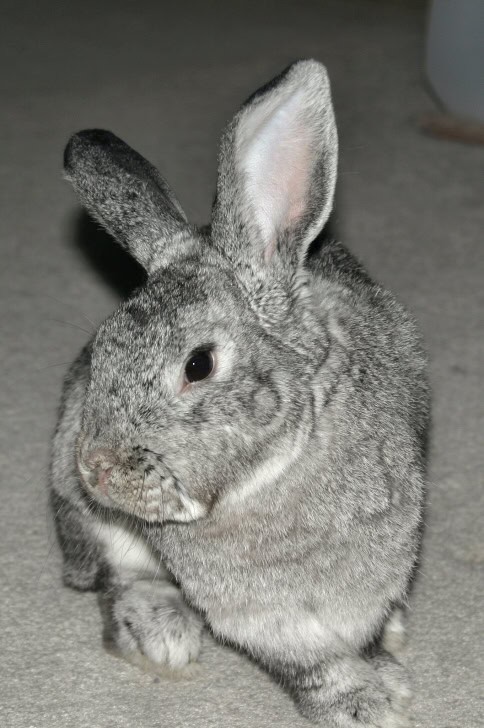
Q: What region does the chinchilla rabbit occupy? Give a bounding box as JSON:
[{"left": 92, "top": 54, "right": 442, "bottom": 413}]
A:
[{"left": 51, "top": 60, "right": 429, "bottom": 726}]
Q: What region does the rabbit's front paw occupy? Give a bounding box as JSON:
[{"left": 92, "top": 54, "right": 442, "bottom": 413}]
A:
[
  {"left": 293, "top": 654, "right": 411, "bottom": 727},
  {"left": 101, "top": 580, "right": 203, "bottom": 674}
]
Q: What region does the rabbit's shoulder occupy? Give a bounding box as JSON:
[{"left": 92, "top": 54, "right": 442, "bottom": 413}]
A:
[{"left": 307, "top": 237, "right": 376, "bottom": 293}]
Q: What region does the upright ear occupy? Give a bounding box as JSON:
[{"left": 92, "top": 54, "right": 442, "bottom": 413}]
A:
[
  {"left": 64, "top": 129, "right": 190, "bottom": 273},
  {"left": 212, "top": 60, "right": 338, "bottom": 273}
]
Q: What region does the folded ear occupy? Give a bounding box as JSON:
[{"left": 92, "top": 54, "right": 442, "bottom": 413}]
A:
[
  {"left": 64, "top": 129, "right": 190, "bottom": 273},
  {"left": 212, "top": 60, "right": 338, "bottom": 273}
]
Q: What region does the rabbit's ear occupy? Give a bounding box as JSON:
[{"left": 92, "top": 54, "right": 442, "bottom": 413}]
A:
[
  {"left": 212, "top": 60, "right": 337, "bottom": 272},
  {"left": 64, "top": 129, "right": 190, "bottom": 273}
]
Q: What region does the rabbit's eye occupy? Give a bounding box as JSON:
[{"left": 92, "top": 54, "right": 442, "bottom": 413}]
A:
[{"left": 184, "top": 349, "right": 214, "bottom": 384}]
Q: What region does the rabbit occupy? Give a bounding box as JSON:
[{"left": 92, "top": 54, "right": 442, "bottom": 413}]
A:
[{"left": 51, "top": 60, "right": 429, "bottom": 726}]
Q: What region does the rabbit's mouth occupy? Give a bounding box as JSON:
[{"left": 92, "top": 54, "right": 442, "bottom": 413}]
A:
[{"left": 77, "top": 443, "right": 208, "bottom": 524}]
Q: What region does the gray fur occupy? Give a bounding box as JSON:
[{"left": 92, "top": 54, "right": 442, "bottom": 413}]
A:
[
  {"left": 63, "top": 129, "right": 193, "bottom": 273},
  {"left": 51, "top": 60, "right": 429, "bottom": 725}
]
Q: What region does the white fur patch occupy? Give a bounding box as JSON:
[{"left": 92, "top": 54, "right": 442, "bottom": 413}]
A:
[
  {"left": 92, "top": 517, "right": 164, "bottom": 578},
  {"left": 211, "top": 604, "right": 337, "bottom": 664},
  {"left": 382, "top": 608, "right": 406, "bottom": 656},
  {"left": 222, "top": 450, "right": 295, "bottom": 508},
  {"left": 172, "top": 486, "right": 208, "bottom": 522}
]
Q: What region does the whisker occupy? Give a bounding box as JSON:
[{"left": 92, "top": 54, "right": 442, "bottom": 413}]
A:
[
  {"left": 149, "top": 528, "right": 165, "bottom": 594},
  {"left": 36, "top": 361, "right": 72, "bottom": 371},
  {"left": 48, "top": 318, "right": 93, "bottom": 337},
  {"left": 44, "top": 293, "right": 97, "bottom": 330}
]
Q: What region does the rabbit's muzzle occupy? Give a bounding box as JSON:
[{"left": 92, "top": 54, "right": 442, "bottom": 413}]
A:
[{"left": 77, "top": 441, "right": 208, "bottom": 524}]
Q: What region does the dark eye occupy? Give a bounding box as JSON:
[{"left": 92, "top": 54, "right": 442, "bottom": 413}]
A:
[{"left": 184, "top": 349, "right": 214, "bottom": 384}]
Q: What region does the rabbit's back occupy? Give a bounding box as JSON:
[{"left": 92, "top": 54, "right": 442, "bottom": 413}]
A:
[{"left": 310, "top": 237, "right": 429, "bottom": 448}]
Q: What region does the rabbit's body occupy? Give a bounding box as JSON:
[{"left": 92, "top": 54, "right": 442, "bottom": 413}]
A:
[
  {"left": 51, "top": 62, "right": 429, "bottom": 726},
  {"left": 159, "top": 240, "right": 427, "bottom": 664}
]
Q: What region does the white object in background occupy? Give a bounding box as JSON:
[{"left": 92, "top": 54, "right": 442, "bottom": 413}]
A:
[{"left": 426, "top": 0, "right": 484, "bottom": 123}]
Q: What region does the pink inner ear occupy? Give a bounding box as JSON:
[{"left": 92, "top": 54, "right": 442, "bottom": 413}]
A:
[
  {"left": 261, "top": 133, "right": 312, "bottom": 264},
  {"left": 264, "top": 237, "right": 278, "bottom": 264},
  {"left": 283, "top": 133, "right": 312, "bottom": 225},
  {"left": 239, "top": 88, "right": 314, "bottom": 263}
]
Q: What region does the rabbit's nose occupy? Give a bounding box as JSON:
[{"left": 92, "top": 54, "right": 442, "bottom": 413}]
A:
[{"left": 83, "top": 447, "right": 116, "bottom": 494}]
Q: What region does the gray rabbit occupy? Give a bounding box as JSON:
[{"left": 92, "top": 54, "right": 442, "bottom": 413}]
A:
[{"left": 51, "top": 60, "right": 429, "bottom": 726}]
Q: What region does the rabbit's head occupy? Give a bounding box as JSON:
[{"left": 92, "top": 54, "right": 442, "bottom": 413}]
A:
[{"left": 69, "top": 60, "right": 338, "bottom": 523}]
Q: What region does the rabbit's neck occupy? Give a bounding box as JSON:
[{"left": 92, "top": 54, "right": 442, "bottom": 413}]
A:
[{"left": 221, "top": 412, "right": 311, "bottom": 511}]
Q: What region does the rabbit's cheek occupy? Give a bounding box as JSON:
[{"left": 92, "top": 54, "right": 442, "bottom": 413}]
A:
[{"left": 250, "top": 380, "right": 281, "bottom": 426}]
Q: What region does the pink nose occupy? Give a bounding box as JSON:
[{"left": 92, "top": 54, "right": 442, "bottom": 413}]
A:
[
  {"left": 96, "top": 466, "right": 113, "bottom": 494},
  {"left": 83, "top": 447, "right": 116, "bottom": 493}
]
